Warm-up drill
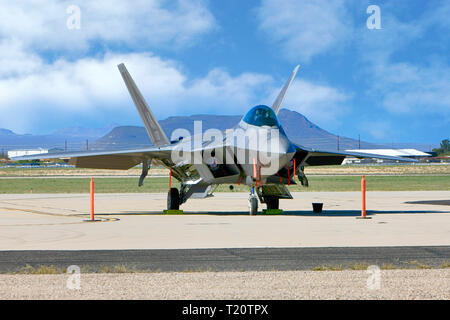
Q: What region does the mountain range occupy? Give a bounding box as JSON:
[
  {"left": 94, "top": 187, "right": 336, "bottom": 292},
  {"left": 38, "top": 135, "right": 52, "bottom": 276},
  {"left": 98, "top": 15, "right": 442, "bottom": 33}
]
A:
[
  {"left": 0, "top": 108, "right": 435, "bottom": 153},
  {"left": 92, "top": 108, "right": 383, "bottom": 151}
]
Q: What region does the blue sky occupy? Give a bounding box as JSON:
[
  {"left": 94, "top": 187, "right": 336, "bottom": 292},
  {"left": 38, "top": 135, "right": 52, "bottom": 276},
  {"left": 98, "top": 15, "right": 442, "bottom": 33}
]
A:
[{"left": 0, "top": 0, "right": 448, "bottom": 145}]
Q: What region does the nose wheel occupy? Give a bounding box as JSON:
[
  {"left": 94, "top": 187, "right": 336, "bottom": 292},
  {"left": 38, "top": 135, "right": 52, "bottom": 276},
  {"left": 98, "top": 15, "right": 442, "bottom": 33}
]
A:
[
  {"left": 248, "top": 187, "right": 258, "bottom": 215},
  {"left": 167, "top": 188, "right": 180, "bottom": 210}
]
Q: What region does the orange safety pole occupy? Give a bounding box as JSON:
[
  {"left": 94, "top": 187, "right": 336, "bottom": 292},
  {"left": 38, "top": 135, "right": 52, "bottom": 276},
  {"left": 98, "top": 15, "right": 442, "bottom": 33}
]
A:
[
  {"left": 90, "top": 177, "right": 94, "bottom": 221},
  {"left": 361, "top": 175, "right": 366, "bottom": 218},
  {"left": 253, "top": 158, "right": 257, "bottom": 179},
  {"left": 288, "top": 167, "right": 291, "bottom": 185},
  {"left": 259, "top": 166, "right": 262, "bottom": 186},
  {"left": 293, "top": 158, "right": 296, "bottom": 180},
  {"left": 169, "top": 169, "right": 172, "bottom": 189}
]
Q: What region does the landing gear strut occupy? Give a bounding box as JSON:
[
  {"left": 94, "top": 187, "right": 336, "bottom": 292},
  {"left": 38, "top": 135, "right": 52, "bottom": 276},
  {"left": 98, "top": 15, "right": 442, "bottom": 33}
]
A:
[
  {"left": 167, "top": 188, "right": 180, "bottom": 210},
  {"left": 248, "top": 187, "right": 258, "bottom": 215}
]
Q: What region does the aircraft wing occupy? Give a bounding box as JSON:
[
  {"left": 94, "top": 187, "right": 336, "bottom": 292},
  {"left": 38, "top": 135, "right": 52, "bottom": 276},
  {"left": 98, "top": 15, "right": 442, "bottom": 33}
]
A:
[
  {"left": 11, "top": 62, "right": 179, "bottom": 170},
  {"left": 294, "top": 144, "right": 418, "bottom": 166},
  {"left": 11, "top": 146, "right": 173, "bottom": 169}
]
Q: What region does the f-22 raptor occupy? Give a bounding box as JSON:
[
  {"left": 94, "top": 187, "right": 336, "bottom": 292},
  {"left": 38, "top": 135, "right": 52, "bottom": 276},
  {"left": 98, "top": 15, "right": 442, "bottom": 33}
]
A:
[{"left": 14, "top": 64, "right": 416, "bottom": 215}]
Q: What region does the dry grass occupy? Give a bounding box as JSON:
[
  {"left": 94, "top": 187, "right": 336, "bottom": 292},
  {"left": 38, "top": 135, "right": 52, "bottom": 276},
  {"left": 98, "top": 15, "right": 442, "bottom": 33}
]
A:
[
  {"left": 312, "top": 265, "right": 344, "bottom": 271},
  {"left": 16, "top": 265, "right": 64, "bottom": 274},
  {"left": 1, "top": 164, "right": 449, "bottom": 177},
  {"left": 310, "top": 262, "right": 441, "bottom": 271},
  {"left": 380, "top": 263, "right": 399, "bottom": 270},
  {"left": 304, "top": 164, "right": 450, "bottom": 175},
  {"left": 2, "top": 261, "right": 449, "bottom": 274},
  {"left": 409, "top": 260, "right": 432, "bottom": 269},
  {"left": 0, "top": 167, "right": 167, "bottom": 177},
  {"left": 101, "top": 265, "right": 131, "bottom": 273},
  {"left": 347, "top": 262, "right": 370, "bottom": 270},
  {"left": 2, "top": 175, "right": 448, "bottom": 193}
]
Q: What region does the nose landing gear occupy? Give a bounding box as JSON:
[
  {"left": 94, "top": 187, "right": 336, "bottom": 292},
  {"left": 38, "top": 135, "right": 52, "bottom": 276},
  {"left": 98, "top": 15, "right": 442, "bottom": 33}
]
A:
[{"left": 248, "top": 186, "right": 258, "bottom": 215}]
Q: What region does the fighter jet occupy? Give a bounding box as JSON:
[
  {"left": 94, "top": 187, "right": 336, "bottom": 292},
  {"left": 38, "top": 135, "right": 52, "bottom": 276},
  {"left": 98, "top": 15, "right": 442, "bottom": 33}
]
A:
[{"left": 13, "top": 64, "right": 416, "bottom": 215}]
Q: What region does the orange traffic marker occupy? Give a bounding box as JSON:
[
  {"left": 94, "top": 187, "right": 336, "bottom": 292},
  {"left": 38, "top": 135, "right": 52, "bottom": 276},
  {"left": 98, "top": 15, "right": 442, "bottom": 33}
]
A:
[
  {"left": 361, "top": 175, "right": 366, "bottom": 217},
  {"left": 90, "top": 177, "right": 95, "bottom": 221},
  {"left": 357, "top": 175, "right": 371, "bottom": 219}
]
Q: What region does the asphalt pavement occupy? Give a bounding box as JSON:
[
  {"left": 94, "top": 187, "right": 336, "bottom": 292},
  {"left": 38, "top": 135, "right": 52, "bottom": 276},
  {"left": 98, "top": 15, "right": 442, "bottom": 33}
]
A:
[{"left": 1, "top": 246, "right": 449, "bottom": 272}]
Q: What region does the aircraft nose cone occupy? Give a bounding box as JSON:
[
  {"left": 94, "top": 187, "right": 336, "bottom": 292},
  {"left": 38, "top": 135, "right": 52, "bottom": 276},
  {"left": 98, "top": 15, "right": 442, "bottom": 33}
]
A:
[{"left": 258, "top": 131, "right": 296, "bottom": 176}]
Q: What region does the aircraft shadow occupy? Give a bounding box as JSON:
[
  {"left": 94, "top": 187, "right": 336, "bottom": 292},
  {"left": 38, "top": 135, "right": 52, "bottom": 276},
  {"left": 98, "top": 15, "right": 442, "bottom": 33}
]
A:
[
  {"left": 182, "top": 210, "right": 450, "bottom": 216},
  {"left": 99, "top": 209, "right": 450, "bottom": 217},
  {"left": 405, "top": 200, "right": 450, "bottom": 206}
]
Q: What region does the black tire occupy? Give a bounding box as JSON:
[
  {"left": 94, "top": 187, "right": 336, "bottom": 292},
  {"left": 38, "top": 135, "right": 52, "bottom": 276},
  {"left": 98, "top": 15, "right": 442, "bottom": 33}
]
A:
[
  {"left": 249, "top": 197, "right": 258, "bottom": 215},
  {"left": 265, "top": 197, "right": 279, "bottom": 210},
  {"left": 167, "top": 188, "right": 180, "bottom": 210}
]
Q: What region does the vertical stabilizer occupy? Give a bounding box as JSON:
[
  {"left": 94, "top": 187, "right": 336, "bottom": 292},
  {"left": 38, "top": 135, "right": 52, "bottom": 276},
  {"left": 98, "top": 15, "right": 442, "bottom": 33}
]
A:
[
  {"left": 118, "top": 63, "right": 170, "bottom": 147},
  {"left": 271, "top": 65, "right": 300, "bottom": 115}
]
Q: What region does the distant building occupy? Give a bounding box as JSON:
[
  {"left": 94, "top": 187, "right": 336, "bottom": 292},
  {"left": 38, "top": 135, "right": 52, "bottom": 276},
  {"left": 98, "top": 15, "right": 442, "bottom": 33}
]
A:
[
  {"left": 7, "top": 148, "right": 48, "bottom": 159},
  {"left": 342, "top": 149, "right": 432, "bottom": 164},
  {"left": 424, "top": 156, "right": 450, "bottom": 163}
]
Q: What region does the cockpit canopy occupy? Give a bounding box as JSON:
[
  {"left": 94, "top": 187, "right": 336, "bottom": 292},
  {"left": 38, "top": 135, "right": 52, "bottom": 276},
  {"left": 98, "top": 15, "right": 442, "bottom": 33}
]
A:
[{"left": 242, "top": 105, "right": 281, "bottom": 127}]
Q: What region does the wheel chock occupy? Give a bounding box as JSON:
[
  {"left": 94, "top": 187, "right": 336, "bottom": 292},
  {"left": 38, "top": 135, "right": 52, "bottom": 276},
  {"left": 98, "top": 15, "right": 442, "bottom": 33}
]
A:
[
  {"left": 262, "top": 209, "right": 283, "bottom": 215},
  {"left": 163, "top": 209, "right": 184, "bottom": 215}
]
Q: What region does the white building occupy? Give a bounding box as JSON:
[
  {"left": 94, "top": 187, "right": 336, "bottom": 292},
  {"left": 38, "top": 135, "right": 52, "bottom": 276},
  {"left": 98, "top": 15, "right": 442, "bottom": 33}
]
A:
[
  {"left": 342, "top": 149, "right": 432, "bottom": 164},
  {"left": 8, "top": 148, "right": 48, "bottom": 159},
  {"left": 346, "top": 149, "right": 432, "bottom": 157}
]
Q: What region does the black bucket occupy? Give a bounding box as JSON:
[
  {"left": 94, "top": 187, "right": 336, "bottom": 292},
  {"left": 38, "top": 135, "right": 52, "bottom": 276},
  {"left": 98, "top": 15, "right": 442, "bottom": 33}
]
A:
[{"left": 312, "top": 203, "right": 323, "bottom": 213}]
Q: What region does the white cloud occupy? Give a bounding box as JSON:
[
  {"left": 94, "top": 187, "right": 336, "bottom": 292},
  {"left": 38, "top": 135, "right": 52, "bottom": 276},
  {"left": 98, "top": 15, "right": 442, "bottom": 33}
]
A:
[
  {"left": 379, "top": 62, "right": 450, "bottom": 116},
  {"left": 0, "top": 45, "right": 351, "bottom": 134},
  {"left": 0, "top": 0, "right": 218, "bottom": 133},
  {"left": 0, "top": 39, "right": 43, "bottom": 77},
  {"left": 358, "top": 120, "right": 393, "bottom": 140},
  {"left": 356, "top": 7, "right": 450, "bottom": 119},
  {"left": 0, "top": 0, "right": 216, "bottom": 52},
  {"left": 423, "top": 0, "right": 450, "bottom": 30},
  {"left": 256, "top": 0, "right": 450, "bottom": 124},
  {"left": 281, "top": 79, "right": 351, "bottom": 125},
  {"left": 186, "top": 69, "right": 273, "bottom": 107},
  {"left": 0, "top": 50, "right": 276, "bottom": 133},
  {"left": 0, "top": 1, "right": 353, "bottom": 134},
  {"left": 256, "top": 0, "right": 352, "bottom": 62}
]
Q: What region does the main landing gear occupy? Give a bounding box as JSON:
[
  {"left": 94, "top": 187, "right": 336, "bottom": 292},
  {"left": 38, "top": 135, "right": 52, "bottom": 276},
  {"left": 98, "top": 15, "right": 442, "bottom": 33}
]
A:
[
  {"left": 265, "top": 196, "right": 279, "bottom": 210},
  {"left": 167, "top": 188, "right": 180, "bottom": 210}
]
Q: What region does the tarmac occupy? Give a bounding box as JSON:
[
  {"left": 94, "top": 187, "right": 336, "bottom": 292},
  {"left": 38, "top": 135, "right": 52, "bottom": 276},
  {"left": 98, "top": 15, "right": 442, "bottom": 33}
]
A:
[
  {"left": 1, "top": 191, "right": 449, "bottom": 299},
  {"left": 0, "top": 191, "right": 449, "bottom": 250},
  {"left": 0, "top": 247, "right": 449, "bottom": 273}
]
